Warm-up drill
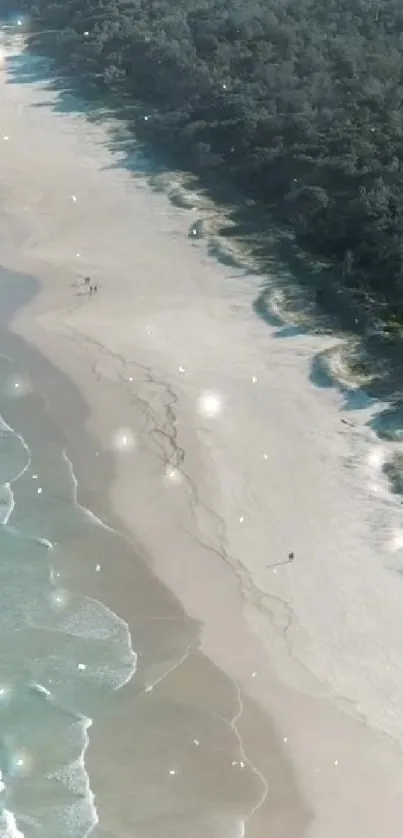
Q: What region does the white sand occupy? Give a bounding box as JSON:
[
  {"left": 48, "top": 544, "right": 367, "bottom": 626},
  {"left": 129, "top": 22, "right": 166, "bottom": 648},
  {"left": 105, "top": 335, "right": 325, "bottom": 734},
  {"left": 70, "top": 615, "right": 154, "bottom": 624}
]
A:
[{"left": 1, "top": 34, "right": 403, "bottom": 836}]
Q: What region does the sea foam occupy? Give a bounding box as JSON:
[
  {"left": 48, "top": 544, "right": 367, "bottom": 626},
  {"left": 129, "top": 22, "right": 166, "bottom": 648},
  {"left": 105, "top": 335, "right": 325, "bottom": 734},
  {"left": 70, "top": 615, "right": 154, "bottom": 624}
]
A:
[{"left": 0, "top": 414, "right": 136, "bottom": 837}]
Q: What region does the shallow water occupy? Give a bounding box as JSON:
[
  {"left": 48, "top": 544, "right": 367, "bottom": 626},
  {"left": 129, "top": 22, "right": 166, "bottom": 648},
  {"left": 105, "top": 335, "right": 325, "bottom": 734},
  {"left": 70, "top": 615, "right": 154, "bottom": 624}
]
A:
[
  {"left": 1, "top": 28, "right": 403, "bottom": 833},
  {"left": 0, "top": 289, "right": 308, "bottom": 838},
  {"left": 0, "top": 358, "right": 138, "bottom": 838}
]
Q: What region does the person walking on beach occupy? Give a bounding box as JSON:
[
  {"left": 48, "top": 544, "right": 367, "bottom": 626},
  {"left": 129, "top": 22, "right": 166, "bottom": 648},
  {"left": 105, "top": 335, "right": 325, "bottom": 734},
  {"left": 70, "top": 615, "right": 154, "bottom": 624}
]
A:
[{"left": 265, "top": 551, "right": 294, "bottom": 569}]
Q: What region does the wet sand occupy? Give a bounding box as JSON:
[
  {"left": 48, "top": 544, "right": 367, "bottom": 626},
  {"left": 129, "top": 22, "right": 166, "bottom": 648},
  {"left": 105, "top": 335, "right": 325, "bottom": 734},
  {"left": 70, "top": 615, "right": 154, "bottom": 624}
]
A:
[
  {"left": 0, "top": 31, "right": 403, "bottom": 838},
  {"left": 0, "top": 299, "right": 308, "bottom": 838}
]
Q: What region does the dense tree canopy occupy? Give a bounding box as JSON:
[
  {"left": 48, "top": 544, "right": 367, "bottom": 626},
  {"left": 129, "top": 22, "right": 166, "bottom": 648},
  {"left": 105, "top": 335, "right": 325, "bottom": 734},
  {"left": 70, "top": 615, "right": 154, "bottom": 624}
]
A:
[{"left": 4, "top": 0, "right": 403, "bottom": 318}]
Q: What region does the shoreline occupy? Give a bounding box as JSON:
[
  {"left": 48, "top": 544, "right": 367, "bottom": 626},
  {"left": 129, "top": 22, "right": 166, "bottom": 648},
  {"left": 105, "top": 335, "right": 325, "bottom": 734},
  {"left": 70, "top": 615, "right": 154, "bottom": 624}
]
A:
[
  {"left": 1, "top": 38, "right": 403, "bottom": 835},
  {"left": 11, "top": 293, "right": 403, "bottom": 836},
  {"left": 0, "top": 271, "right": 308, "bottom": 837}
]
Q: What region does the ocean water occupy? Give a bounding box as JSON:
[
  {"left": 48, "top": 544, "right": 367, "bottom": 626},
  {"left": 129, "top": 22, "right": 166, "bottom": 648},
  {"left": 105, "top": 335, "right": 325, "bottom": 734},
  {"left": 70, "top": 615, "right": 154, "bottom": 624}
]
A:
[
  {"left": 0, "top": 357, "right": 137, "bottom": 838},
  {"left": 0, "top": 337, "right": 287, "bottom": 838}
]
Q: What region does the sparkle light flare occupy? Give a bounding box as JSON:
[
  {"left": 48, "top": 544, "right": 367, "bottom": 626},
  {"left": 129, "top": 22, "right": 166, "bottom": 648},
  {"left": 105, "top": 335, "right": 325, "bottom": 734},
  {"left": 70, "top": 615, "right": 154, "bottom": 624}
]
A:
[
  {"left": 111, "top": 427, "right": 136, "bottom": 452},
  {"left": 387, "top": 529, "right": 403, "bottom": 553},
  {"left": 164, "top": 465, "right": 182, "bottom": 486},
  {"left": 12, "top": 750, "right": 32, "bottom": 777},
  {"left": 196, "top": 390, "right": 223, "bottom": 419},
  {"left": 0, "top": 684, "right": 12, "bottom": 705},
  {"left": 3, "top": 374, "right": 31, "bottom": 399},
  {"left": 49, "top": 588, "right": 70, "bottom": 611},
  {"left": 367, "top": 445, "right": 385, "bottom": 470}
]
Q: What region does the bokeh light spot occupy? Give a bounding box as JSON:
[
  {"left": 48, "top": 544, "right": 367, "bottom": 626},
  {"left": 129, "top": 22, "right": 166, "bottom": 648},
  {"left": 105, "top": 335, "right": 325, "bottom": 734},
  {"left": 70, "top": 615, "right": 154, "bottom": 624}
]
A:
[
  {"left": 197, "top": 390, "right": 223, "bottom": 418},
  {"left": 111, "top": 427, "right": 136, "bottom": 452},
  {"left": 3, "top": 374, "right": 31, "bottom": 398}
]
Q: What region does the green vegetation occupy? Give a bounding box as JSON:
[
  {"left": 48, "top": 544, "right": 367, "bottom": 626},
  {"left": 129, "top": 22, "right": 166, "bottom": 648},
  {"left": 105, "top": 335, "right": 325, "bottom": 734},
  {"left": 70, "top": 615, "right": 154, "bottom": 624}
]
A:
[{"left": 4, "top": 0, "right": 403, "bottom": 319}]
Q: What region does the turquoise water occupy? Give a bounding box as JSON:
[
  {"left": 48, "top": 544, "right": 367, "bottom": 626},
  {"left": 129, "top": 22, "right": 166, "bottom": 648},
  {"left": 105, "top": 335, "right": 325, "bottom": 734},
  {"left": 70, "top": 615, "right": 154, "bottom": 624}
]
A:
[
  {"left": 0, "top": 357, "right": 137, "bottom": 838},
  {"left": 0, "top": 282, "right": 286, "bottom": 837}
]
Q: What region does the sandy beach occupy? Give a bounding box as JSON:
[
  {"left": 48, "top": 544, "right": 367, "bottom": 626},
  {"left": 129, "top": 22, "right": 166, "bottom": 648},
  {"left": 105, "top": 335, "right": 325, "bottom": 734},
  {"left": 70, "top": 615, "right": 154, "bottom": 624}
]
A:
[{"left": 1, "top": 32, "right": 403, "bottom": 837}]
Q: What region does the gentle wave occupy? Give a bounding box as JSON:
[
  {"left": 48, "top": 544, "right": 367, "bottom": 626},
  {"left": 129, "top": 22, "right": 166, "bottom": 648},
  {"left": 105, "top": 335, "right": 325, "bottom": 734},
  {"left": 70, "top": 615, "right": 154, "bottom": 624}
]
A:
[
  {"left": 0, "top": 415, "right": 31, "bottom": 529},
  {"left": 61, "top": 450, "right": 116, "bottom": 535},
  {"left": 0, "top": 808, "right": 25, "bottom": 838},
  {"left": 45, "top": 717, "right": 98, "bottom": 838},
  {"left": 0, "top": 412, "right": 137, "bottom": 837}
]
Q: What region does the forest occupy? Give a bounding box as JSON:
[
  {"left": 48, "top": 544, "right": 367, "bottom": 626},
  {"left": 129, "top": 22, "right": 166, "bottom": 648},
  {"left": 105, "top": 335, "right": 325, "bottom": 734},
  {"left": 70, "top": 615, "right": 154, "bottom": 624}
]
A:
[{"left": 3, "top": 0, "right": 403, "bottom": 321}]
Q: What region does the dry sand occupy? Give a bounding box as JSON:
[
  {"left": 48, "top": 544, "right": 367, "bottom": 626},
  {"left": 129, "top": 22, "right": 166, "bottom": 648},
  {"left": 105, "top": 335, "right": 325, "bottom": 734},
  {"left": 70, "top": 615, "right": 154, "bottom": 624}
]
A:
[{"left": 1, "top": 32, "right": 403, "bottom": 837}]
